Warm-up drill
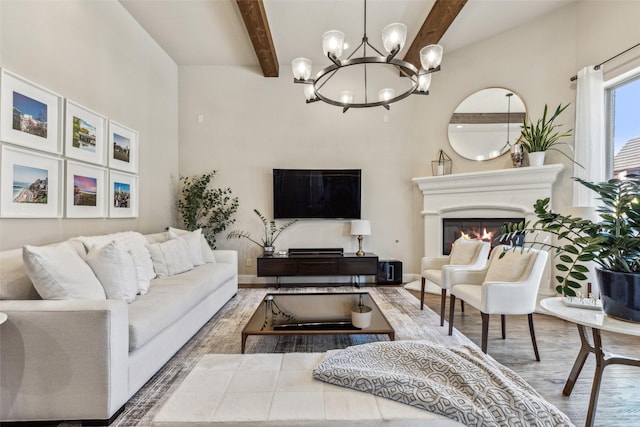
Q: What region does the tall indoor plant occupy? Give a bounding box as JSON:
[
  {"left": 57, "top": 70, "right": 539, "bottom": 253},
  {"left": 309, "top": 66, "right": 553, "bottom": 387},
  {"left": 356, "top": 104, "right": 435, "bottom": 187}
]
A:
[
  {"left": 178, "top": 171, "right": 239, "bottom": 248},
  {"left": 501, "top": 175, "right": 640, "bottom": 322},
  {"left": 520, "top": 103, "right": 574, "bottom": 166},
  {"left": 227, "top": 209, "right": 297, "bottom": 256}
]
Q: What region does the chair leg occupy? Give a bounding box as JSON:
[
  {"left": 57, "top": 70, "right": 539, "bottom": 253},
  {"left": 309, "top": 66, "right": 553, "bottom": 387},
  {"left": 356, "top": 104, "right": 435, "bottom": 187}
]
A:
[
  {"left": 460, "top": 300, "right": 465, "bottom": 312},
  {"left": 448, "top": 294, "right": 456, "bottom": 336},
  {"left": 501, "top": 314, "right": 506, "bottom": 339},
  {"left": 481, "top": 312, "right": 489, "bottom": 354},
  {"left": 440, "top": 289, "right": 447, "bottom": 326},
  {"left": 528, "top": 313, "right": 541, "bottom": 362},
  {"left": 420, "top": 277, "right": 425, "bottom": 310}
]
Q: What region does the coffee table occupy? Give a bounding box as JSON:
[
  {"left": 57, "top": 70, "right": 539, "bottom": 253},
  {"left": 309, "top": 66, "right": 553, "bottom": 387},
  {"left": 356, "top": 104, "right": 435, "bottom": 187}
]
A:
[{"left": 241, "top": 292, "right": 395, "bottom": 353}]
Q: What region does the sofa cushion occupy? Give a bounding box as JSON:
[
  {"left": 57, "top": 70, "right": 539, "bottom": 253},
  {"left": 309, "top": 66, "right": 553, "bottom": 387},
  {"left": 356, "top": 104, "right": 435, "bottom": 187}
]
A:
[
  {"left": 0, "top": 248, "right": 40, "bottom": 300},
  {"left": 127, "top": 262, "right": 236, "bottom": 351},
  {"left": 449, "top": 238, "right": 482, "bottom": 265},
  {"left": 148, "top": 238, "right": 194, "bottom": 277},
  {"left": 168, "top": 227, "right": 216, "bottom": 263},
  {"left": 485, "top": 250, "right": 534, "bottom": 283},
  {"left": 23, "top": 242, "right": 106, "bottom": 300},
  {"left": 168, "top": 228, "right": 205, "bottom": 266},
  {"left": 85, "top": 242, "right": 139, "bottom": 303}
]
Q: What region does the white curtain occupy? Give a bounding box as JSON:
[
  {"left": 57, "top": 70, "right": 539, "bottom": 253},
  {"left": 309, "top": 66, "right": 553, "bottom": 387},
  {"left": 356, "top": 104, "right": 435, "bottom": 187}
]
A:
[{"left": 572, "top": 66, "right": 605, "bottom": 207}]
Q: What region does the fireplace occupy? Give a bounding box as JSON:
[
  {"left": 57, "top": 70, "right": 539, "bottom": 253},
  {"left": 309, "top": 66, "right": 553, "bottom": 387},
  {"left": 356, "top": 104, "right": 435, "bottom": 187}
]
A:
[{"left": 442, "top": 217, "right": 524, "bottom": 255}]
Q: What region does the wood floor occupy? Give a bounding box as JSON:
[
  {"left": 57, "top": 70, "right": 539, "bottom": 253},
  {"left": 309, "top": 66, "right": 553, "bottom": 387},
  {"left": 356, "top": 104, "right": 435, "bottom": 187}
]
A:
[{"left": 409, "top": 289, "right": 640, "bottom": 427}]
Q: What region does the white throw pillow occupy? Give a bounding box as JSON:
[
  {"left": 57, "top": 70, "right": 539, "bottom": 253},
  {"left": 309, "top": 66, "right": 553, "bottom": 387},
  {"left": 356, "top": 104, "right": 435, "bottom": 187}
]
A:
[
  {"left": 85, "top": 242, "right": 138, "bottom": 303},
  {"left": 168, "top": 227, "right": 216, "bottom": 263},
  {"left": 168, "top": 228, "right": 205, "bottom": 266},
  {"left": 75, "top": 231, "right": 155, "bottom": 295},
  {"left": 148, "top": 238, "right": 194, "bottom": 276},
  {"left": 23, "top": 242, "right": 106, "bottom": 300},
  {"left": 484, "top": 250, "right": 534, "bottom": 283},
  {"left": 449, "top": 238, "right": 480, "bottom": 265}
]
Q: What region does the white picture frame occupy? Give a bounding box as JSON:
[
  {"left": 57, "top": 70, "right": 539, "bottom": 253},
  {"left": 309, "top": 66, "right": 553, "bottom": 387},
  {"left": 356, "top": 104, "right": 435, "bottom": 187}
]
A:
[
  {"left": 65, "top": 160, "right": 108, "bottom": 218},
  {"left": 64, "top": 100, "right": 107, "bottom": 165},
  {"left": 108, "top": 121, "right": 138, "bottom": 173},
  {"left": 0, "top": 144, "right": 63, "bottom": 218},
  {"left": 0, "top": 69, "right": 63, "bottom": 154},
  {"left": 109, "top": 170, "right": 138, "bottom": 218}
]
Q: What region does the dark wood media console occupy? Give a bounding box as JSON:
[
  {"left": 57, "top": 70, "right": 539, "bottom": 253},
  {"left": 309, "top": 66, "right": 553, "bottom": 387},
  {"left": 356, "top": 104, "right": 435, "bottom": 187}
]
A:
[{"left": 257, "top": 252, "right": 378, "bottom": 287}]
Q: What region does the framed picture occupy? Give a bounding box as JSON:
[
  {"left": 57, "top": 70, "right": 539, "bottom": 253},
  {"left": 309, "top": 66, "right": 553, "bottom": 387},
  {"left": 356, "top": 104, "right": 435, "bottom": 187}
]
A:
[
  {"left": 65, "top": 161, "right": 108, "bottom": 218},
  {"left": 64, "top": 100, "right": 107, "bottom": 165},
  {"left": 0, "top": 145, "right": 63, "bottom": 218},
  {"left": 108, "top": 121, "right": 138, "bottom": 173},
  {"left": 109, "top": 170, "right": 138, "bottom": 218},
  {"left": 0, "top": 69, "right": 63, "bottom": 154}
]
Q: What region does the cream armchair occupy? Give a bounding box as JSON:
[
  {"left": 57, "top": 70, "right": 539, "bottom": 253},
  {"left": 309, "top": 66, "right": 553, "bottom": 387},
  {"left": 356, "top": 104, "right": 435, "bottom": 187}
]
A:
[
  {"left": 420, "top": 237, "right": 491, "bottom": 326},
  {"left": 447, "top": 245, "right": 549, "bottom": 361}
]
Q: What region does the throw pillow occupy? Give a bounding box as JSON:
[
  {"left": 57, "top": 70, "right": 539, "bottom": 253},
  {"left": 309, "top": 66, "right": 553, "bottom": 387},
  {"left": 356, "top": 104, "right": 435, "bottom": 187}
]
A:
[
  {"left": 484, "top": 250, "right": 534, "bottom": 283},
  {"left": 23, "top": 242, "right": 106, "bottom": 300},
  {"left": 148, "top": 238, "right": 194, "bottom": 277},
  {"left": 168, "top": 227, "right": 216, "bottom": 263},
  {"left": 449, "top": 238, "right": 480, "bottom": 265},
  {"left": 75, "top": 231, "right": 156, "bottom": 295},
  {"left": 168, "top": 228, "right": 205, "bottom": 266},
  {"left": 85, "top": 242, "right": 138, "bottom": 303}
]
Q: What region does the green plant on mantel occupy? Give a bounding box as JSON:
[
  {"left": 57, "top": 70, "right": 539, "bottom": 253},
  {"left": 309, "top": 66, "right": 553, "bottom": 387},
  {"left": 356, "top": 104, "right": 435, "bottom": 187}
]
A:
[
  {"left": 178, "top": 170, "right": 239, "bottom": 248},
  {"left": 227, "top": 209, "right": 297, "bottom": 249},
  {"left": 500, "top": 175, "right": 640, "bottom": 296}
]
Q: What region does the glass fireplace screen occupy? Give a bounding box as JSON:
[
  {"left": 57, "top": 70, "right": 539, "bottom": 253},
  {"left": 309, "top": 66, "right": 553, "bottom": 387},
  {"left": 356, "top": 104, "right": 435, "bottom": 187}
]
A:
[{"left": 442, "top": 217, "right": 524, "bottom": 255}]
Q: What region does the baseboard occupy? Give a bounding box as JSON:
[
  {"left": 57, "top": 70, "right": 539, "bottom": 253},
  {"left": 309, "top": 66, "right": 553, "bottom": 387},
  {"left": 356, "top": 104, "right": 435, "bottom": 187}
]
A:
[{"left": 0, "top": 404, "right": 125, "bottom": 426}]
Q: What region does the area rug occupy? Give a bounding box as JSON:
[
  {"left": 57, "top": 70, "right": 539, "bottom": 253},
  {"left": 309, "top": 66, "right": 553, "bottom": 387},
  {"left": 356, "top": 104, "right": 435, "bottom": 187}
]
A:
[{"left": 110, "top": 286, "right": 474, "bottom": 426}]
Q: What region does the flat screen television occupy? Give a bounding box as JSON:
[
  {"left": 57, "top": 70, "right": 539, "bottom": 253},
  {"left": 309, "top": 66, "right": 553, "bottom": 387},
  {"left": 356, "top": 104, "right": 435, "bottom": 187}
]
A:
[{"left": 273, "top": 169, "right": 361, "bottom": 219}]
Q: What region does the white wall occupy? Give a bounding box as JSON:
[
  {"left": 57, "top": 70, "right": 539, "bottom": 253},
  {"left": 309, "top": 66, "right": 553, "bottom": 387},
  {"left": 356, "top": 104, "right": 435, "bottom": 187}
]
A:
[
  {"left": 0, "top": 0, "right": 179, "bottom": 250},
  {"left": 179, "top": 1, "right": 640, "bottom": 279}
]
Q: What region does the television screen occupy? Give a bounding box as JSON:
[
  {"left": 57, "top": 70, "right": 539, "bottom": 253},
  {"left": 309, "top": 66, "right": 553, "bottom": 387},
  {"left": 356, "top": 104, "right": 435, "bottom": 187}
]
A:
[{"left": 273, "top": 169, "right": 361, "bottom": 219}]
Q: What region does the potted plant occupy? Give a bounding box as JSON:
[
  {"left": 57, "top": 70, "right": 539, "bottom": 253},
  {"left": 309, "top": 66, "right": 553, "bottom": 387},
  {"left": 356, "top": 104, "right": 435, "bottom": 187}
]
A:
[
  {"left": 501, "top": 174, "right": 640, "bottom": 322},
  {"left": 520, "top": 103, "right": 574, "bottom": 166},
  {"left": 178, "top": 171, "right": 239, "bottom": 248},
  {"left": 227, "top": 209, "right": 297, "bottom": 256}
]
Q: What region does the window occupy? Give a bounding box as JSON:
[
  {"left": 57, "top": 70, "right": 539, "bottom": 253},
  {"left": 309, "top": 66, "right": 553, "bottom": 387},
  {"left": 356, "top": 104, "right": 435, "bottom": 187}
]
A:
[{"left": 606, "top": 72, "right": 640, "bottom": 178}]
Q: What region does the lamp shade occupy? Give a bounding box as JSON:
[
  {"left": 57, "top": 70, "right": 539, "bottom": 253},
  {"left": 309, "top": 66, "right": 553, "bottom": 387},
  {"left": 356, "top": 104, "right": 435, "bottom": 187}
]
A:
[
  {"left": 419, "top": 44, "right": 443, "bottom": 70},
  {"left": 291, "top": 57, "right": 312, "bottom": 80},
  {"left": 322, "top": 30, "right": 345, "bottom": 58},
  {"left": 381, "top": 23, "right": 407, "bottom": 54},
  {"left": 417, "top": 73, "right": 432, "bottom": 92},
  {"left": 304, "top": 84, "right": 317, "bottom": 101},
  {"left": 378, "top": 88, "right": 395, "bottom": 102},
  {"left": 350, "top": 220, "right": 371, "bottom": 236}
]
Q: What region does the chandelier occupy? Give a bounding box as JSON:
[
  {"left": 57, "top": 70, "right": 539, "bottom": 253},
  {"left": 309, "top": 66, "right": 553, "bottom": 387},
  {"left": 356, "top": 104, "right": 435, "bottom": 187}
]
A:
[{"left": 291, "top": 0, "right": 443, "bottom": 113}]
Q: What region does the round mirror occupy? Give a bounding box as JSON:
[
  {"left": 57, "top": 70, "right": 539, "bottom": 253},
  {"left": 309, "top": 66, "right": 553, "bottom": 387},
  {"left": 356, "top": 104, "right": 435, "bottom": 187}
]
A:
[{"left": 448, "top": 88, "right": 526, "bottom": 161}]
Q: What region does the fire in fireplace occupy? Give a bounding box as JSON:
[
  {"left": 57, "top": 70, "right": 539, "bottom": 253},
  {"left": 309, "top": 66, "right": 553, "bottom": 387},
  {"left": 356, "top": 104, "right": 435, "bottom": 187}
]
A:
[{"left": 442, "top": 217, "right": 524, "bottom": 255}]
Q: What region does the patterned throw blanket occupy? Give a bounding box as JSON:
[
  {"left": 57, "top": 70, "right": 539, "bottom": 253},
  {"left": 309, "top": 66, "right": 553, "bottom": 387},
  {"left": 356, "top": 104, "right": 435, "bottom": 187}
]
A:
[{"left": 313, "top": 341, "right": 574, "bottom": 427}]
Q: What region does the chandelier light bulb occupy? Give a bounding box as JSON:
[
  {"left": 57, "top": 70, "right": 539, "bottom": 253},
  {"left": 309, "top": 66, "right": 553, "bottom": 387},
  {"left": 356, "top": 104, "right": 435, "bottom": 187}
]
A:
[
  {"left": 381, "top": 23, "right": 407, "bottom": 54},
  {"left": 304, "top": 84, "right": 317, "bottom": 101},
  {"left": 340, "top": 90, "right": 353, "bottom": 104},
  {"left": 291, "top": 57, "right": 312, "bottom": 80},
  {"left": 417, "top": 73, "right": 432, "bottom": 92},
  {"left": 419, "top": 44, "right": 443, "bottom": 70},
  {"left": 322, "top": 30, "right": 345, "bottom": 58},
  {"left": 378, "top": 88, "right": 395, "bottom": 102}
]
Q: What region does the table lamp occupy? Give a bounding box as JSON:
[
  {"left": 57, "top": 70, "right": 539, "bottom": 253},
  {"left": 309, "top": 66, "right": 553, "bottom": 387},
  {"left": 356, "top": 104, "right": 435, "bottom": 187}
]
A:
[{"left": 350, "top": 220, "right": 371, "bottom": 256}]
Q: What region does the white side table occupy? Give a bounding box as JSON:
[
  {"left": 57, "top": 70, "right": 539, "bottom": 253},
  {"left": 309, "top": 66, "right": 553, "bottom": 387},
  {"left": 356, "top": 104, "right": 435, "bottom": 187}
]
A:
[{"left": 540, "top": 297, "right": 640, "bottom": 427}]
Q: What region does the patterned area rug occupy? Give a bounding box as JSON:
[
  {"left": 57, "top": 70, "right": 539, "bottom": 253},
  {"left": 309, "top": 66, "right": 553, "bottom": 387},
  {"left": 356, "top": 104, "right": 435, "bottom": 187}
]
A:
[{"left": 109, "top": 286, "right": 474, "bottom": 427}]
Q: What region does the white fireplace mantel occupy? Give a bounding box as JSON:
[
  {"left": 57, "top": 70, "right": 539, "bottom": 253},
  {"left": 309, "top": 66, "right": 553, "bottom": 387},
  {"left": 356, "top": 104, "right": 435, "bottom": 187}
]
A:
[{"left": 413, "top": 164, "right": 564, "bottom": 295}]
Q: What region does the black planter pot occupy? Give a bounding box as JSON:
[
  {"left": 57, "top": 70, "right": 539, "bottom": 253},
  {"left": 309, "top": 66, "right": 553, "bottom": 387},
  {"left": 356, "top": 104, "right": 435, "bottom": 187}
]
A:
[{"left": 597, "top": 268, "right": 640, "bottom": 323}]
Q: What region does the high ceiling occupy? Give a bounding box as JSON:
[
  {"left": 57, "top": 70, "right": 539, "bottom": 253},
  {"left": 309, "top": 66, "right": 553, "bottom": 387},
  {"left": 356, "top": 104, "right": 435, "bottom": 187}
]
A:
[{"left": 120, "top": 0, "right": 575, "bottom": 73}]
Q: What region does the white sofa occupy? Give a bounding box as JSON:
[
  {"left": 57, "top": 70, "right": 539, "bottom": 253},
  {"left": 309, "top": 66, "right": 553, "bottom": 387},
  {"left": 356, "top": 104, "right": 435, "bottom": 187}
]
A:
[{"left": 0, "top": 230, "right": 238, "bottom": 424}]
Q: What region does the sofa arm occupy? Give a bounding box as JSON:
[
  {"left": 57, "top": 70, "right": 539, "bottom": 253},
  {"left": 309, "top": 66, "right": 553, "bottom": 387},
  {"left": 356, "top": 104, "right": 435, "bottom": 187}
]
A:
[
  {"left": 0, "top": 299, "right": 129, "bottom": 422},
  {"left": 212, "top": 249, "right": 237, "bottom": 267}
]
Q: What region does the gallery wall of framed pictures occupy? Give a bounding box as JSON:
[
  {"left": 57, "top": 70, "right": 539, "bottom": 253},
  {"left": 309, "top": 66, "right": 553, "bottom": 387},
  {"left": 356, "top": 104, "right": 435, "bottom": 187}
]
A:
[{"left": 0, "top": 68, "right": 140, "bottom": 218}]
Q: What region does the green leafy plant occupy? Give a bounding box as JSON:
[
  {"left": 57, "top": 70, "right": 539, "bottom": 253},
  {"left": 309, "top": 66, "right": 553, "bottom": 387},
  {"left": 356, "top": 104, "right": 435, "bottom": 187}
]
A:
[
  {"left": 178, "top": 171, "right": 239, "bottom": 248},
  {"left": 501, "top": 175, "right": 640, "bottom": 296},
  {"left": 520, "top": 103, "right": 576, "bottom": 160},
  {"left": 227, "top": 209, "right": 297, "bottom": 248}
]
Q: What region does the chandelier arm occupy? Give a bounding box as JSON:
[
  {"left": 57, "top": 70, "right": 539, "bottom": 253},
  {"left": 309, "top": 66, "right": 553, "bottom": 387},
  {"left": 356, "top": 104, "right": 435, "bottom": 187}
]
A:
[
  {"left": 315, "top": 68, "right": 339, "bottom": 92},
  {"left": 346, "top": 39, "right": 366, "bottom": 60},
  {"left": 364, "top": 39, "right": 384, "bottom": 57}
]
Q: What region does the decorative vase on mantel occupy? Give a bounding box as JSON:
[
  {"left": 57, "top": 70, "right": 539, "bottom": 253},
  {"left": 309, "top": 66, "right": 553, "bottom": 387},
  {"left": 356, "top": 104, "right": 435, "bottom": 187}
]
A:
[
  {"left": 528, "top": 151, "right": 546, "bottom": 167},
  {"left": 510, "top": 142, "right": 525, "bottom": 168}
]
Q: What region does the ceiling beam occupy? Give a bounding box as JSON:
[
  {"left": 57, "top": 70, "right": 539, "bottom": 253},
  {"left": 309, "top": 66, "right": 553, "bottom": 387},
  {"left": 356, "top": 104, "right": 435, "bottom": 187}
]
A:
[
  {"left": 236, "top": 0, "right": 279, "bottom": 77},
  {"left": 450, "top": 112, "right": 526, "bottom": 125},
  {"left": 403, "top": 0, "right": 468, "bottom": 69}
]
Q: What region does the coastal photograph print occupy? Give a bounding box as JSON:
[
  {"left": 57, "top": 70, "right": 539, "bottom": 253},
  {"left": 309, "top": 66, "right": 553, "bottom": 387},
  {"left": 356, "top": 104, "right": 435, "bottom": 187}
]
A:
[
  {"left": 108, "top": 121, "right": 138, "bottom": 173},
  {"left": 64, "top": 100, "right": 107, "bottom": 165},
  {"left": 0, "top": 145, "right": 63, "bottom": 218},
  {"left": 109, "top": 170, "right": 138, "bottom": 218},
  {"left": 0, "top": 69, "right": 63, "bottom": 154},
  {"left": 65, "top": 161, "right": 107, "bottom": 218}
]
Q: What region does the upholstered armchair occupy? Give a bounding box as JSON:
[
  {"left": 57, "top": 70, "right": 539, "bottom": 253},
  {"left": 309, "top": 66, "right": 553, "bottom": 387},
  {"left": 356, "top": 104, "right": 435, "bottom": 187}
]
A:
[
  {"left": 447, "top": 245, "right": 549, "bottom": 361},
  {"left": 420, "top": 237, "right": 491, "bottom": 326}
]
